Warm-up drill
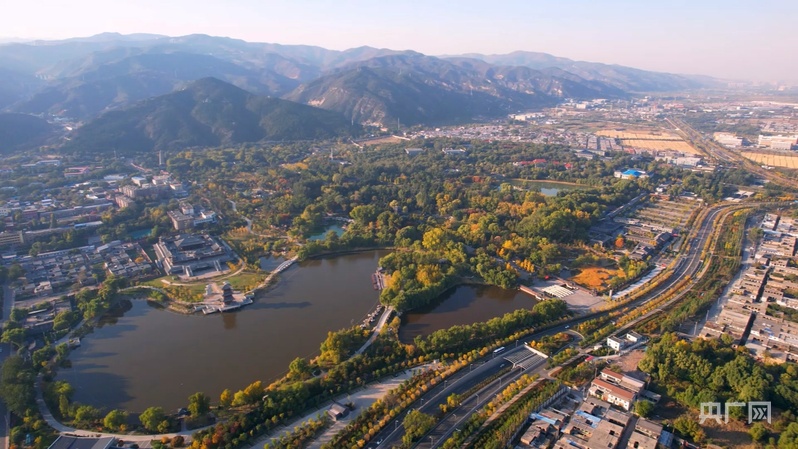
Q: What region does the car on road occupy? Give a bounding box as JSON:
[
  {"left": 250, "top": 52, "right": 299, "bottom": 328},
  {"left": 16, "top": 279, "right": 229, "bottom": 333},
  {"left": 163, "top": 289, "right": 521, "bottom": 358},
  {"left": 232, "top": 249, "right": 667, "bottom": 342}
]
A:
[{"left": 565, "top": 325, "right": 570, "bottom": 329}]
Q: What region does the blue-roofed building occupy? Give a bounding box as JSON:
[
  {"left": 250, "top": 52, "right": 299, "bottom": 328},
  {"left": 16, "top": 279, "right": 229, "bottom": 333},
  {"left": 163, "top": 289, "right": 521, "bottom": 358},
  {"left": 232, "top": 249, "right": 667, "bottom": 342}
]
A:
[{"left": 614, "top": 169, "right": 648, "bottom": 180}]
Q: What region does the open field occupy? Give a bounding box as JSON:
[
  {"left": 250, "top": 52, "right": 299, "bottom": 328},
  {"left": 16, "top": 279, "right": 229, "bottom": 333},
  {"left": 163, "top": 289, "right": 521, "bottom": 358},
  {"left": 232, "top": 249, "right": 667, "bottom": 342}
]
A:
[
  {"left": 596, "top": 129, "right": 681, "bottom": 140},
  {"left": 742, "top": 151, "right": 798, "bottom": 169},
  {"left": 570, "top": 266, "right": 620, "bottom": 290},
  {"left": 620, "top": 139, "right": 699, "bottom": 154},
  {"left": 597, "top": 129, "right": 701, "bottom": 155},
  {"left": 359, "top": 136, "right": 406, "bottom": 146}
]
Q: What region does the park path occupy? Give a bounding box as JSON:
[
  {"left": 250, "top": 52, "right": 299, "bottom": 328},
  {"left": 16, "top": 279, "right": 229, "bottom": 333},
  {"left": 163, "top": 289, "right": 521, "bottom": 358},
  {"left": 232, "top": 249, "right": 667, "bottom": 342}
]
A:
[
  {"left": 35, "top": 373, "right": 213, "bottom": 443},
  {"left": 254, "top": 366, "right": 431, "bottom": 449}
]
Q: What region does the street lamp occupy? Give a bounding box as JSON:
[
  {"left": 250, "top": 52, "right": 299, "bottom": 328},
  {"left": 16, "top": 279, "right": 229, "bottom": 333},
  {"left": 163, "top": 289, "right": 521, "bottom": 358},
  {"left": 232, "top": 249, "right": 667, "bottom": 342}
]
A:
[
  {"left": 429, "top": 436, "right": 434, "bottom": 446},
  {"left": 444, "top": 380, "right": 448, "bottom": 389},
  {"left": 395, "top": 420, "right": 399, "bottom": 430}
]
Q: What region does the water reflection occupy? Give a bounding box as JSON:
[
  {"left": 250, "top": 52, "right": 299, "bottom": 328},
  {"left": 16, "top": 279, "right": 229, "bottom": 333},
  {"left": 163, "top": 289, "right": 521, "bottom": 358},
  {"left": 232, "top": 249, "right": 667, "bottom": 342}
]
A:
[{"left": 399, "top": 285, "right": 536, "bottom": 343}]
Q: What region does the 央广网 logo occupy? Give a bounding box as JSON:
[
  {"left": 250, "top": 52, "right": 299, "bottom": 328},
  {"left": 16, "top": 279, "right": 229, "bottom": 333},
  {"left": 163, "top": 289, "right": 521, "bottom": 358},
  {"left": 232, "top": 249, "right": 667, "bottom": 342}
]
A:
[{"left": 699, "top": 401, "right": 771, "bottom": 424}]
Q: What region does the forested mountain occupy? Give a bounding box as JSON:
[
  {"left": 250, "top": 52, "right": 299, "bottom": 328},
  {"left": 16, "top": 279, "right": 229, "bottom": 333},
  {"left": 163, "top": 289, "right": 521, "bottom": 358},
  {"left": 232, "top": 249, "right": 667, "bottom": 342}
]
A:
[
  {"left": 0, "top": 33, "right": 719, "bottom": 150},
  {"left": 12, "top": 52, "right": 302, "bottom": 119},
  {"left": 452, "top": 51, "right": 713, "bottom": 92},
  {"left": 286, "top": 54, "right": 626, "bottom": 126},
  {"left": 0, "top": 113, "right": 54, "bottom": 152},
  {"left": 62, "top": 77, "right": 354, "bottom": 154}
]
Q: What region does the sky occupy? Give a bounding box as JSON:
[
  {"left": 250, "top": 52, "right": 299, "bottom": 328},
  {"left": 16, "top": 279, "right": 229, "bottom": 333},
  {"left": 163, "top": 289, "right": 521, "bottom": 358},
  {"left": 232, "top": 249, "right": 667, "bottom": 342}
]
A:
[{"left": 3, "top": 0, "right": 797, "bottom": 81}]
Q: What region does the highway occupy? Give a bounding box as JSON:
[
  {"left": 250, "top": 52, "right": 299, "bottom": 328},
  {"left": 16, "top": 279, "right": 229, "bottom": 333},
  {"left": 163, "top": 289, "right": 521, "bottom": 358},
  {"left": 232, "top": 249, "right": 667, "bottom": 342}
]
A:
[
  {"left": 368, "top": 346, "right": 547, "bottom": 449},
  {"left": 668, "top": 117, "right": 798, "bottom": 191},
  {"left": 368, "top": 201, "right": 742, "bottom": 448}
]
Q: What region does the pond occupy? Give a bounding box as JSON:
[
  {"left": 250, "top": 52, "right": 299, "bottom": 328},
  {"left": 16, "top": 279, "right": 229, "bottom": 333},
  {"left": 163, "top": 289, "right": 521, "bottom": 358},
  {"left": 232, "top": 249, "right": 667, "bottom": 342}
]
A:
[
  {"left": 398, "top": 284, "right": 537, "bottom": 343},
  {"left": 509, "top": 180, "right": 589, "bottom": 196}
]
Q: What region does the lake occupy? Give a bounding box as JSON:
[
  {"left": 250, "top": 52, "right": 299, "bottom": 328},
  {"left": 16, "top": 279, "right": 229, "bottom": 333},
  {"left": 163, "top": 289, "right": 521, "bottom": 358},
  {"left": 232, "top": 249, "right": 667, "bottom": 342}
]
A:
[{"left": 64, "top": 252, "right": 537, "bottom": 412}]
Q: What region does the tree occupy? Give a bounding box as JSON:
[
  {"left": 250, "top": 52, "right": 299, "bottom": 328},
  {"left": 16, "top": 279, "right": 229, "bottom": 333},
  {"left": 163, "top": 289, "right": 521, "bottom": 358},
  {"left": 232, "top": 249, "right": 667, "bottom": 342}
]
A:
[
  {"left": 1, "top": 328, "right": 26, "bottom": 349},
  {"left": 614, "top": 235, "right": 626, "bottom": 249},
  {"left": 220, "top": 389, "right": 232, "bottom": 408},
  {"left": 74, "top": 405, "right": 100, "bottom": 424},
  {"left": 402, "top": 410, "right": 436, "bottom": 444},
  {"left": 780, "top": 422, "right": 798, "bottom": 449},
  {"left": 0, "top": 356, "right": 35, "bottom": 415},
  {"left": 187, "top": 392, "right": 210, "bottom": 417},
  {"left": 140, "top": 406, "right": 166, "bottom": 432},
  {"left": 104, "top": 409, "right": 128, "bottom": 431},
  {"left": 749, "top": 422, "right": 768, "bottom": 442},
  {"left": 634, "top": 400, "right": 654, "bottom": 418},
  {"left": 289, "top": 357, "right": 311, "bottom": 380}
]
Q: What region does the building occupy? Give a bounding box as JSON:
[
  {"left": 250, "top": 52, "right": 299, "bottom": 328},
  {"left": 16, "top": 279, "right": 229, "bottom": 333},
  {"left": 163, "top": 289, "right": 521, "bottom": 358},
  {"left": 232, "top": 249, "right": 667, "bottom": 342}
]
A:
[
  {"left": 588, "top": 378, "right": 637, "bottom": 411},
  {"left": 625, "top": 331, "right": 646, "bottom": 344},
  {"left": 48, "top": 436, "right": 117, "bottom": 449},
  {"left": 759, "top": 135, "right": 798, "bottom": 150},
  {"left": 598, "top": 368, "right": 646, "bottom": 394},
  {"left": 327, "top": 402, "right": 350, "bottom": 421},
  {"left": 607, "top": 336, "right": 627, "bottom": 352},
  {"left": 0, "top": 231, "right": 24, "bottom": 246},
  {"left": 614, "top": 169, "right": 647, "bottom": 180},
  {"left": 714, "top": 132, "right": 743, "bottom": 147},
  {"left": 153, "top": 234, "right": 235, "bottom": 278},
  {"left": 167, "top": 203, "right": 218, "bottom": 230}
]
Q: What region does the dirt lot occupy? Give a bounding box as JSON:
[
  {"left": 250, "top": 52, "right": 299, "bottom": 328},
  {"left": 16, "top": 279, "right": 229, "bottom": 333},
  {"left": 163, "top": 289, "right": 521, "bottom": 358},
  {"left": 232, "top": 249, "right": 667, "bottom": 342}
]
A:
[
  {"left": 615, "top": 349, "right": 646, "bottom": 372},
  {"left": 359, "top": 136, "right": 406, "bottom": 146},
  {"left": 571, "top": 266, "right": 620, "bottom": 290}
]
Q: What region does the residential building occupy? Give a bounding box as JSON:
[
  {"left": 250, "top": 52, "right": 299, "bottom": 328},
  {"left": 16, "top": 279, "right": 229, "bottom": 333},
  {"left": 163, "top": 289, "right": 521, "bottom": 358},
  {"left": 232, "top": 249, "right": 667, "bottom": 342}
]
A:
[
  {"left": 588, "top": 378, "right": 637, "bottom": 411},
  {"left": 0, "top": 231, "right": 24, "bottom": 246},
  {"left": 607, "top": 336, "right": 627, "bottom": 351}
]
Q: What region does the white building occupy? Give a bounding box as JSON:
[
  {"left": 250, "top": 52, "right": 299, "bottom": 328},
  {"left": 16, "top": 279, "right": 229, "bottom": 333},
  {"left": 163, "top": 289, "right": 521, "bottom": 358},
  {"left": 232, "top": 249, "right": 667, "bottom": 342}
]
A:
[
  {"left": 759, "top": 135, "right": 797, "bottom": 150},
  {"left": 607, "top": 336, "right": 627, "bottom": 351},
  {"left": 714, "top": 132, "right": 743, "bottom": 147}
]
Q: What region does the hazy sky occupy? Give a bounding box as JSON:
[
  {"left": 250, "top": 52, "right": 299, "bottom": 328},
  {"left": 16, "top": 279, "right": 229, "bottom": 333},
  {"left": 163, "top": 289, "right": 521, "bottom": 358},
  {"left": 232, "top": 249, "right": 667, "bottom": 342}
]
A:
[{"left": 3, "top": 0, "right": 797, "bottom": 81}]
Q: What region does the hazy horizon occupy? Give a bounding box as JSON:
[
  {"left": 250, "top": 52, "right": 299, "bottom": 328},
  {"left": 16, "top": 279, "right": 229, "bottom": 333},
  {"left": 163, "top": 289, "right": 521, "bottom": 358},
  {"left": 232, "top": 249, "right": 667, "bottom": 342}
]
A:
[{"left": 3, "top": 0, "right": 797, "bottom": 82}]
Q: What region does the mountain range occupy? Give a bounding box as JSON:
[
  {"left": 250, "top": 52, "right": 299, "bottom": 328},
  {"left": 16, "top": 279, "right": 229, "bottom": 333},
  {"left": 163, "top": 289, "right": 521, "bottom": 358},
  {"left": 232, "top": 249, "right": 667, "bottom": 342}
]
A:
[
  {"left": 62, "top": 77, "right": 354, "bottom": 154},
  {"left": 0, "top": 33, "right": 718, "bottom": 154}
]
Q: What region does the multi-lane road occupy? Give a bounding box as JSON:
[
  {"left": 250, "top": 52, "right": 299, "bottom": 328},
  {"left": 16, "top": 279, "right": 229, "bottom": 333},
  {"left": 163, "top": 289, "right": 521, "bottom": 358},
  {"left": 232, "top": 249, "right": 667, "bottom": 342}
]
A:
[{"left": 369, "top": 201, "right": 743, "bottom": 448}]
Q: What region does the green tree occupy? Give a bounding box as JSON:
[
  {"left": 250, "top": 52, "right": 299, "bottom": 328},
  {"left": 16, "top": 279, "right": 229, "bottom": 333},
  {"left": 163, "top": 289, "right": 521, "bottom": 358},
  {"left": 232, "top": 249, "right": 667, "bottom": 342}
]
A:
[
  {"left": 74, "top": 405, "right": 100, "bottom": 424},
  {"left": 749, "top": 422, "right": 768, "bottom": 442},
  {"left": 220, "top": 389, "right": 232, "bottom": 408},
  {"left": 634, "top": 400, "right": 654, "bottom": 418},
  {"left": 289, "top": 357, "right": 311, "bottom": 380},
  {"left": 402, "top": 410, "right": 436, "bottom": 444},
  {"left": 187, "top": 392, "right": 210, "bottom": 417},
  {"left": 1, "top": 328, "right": 26, "bottom": 349},
  {"left": 104, "top": 409, "right": 128, "bottom": 431},
  {"left": 0, "top": 356, "right": 35, "bottom": 415},
  {"left": 140, "top": 406, "right": 166, "bottom": 432},
  {"left": 780, "top": 422, "right": 798, "bottom": 449}
]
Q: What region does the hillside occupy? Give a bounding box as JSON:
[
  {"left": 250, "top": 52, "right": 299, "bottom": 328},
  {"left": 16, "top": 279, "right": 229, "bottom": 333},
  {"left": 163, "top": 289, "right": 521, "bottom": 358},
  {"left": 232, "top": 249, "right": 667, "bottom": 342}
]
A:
[
  {"left": 286, "top": 54, "right": 625, "bottom": 126},
  {"left": 452, "top": 51, "right": 710, "bottom": 92},
  {"left": 0, "top": 34, "right": 718, "bottom": 127},
  {"left": 0, "top": 113, "right": 54, "bottom": 152},
  {"left": 13, "top": 52, "right": 301, "bottom": 119},
  {"left": 63, "top": 77, "right": 354, "bottom": 154}
]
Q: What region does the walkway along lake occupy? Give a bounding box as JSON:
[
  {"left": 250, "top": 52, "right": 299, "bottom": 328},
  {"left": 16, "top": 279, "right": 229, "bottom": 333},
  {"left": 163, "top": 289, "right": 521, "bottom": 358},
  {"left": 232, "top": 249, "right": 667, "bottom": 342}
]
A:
[{"left": 63, "top": 251, "right": 539, "bottom": 412}]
